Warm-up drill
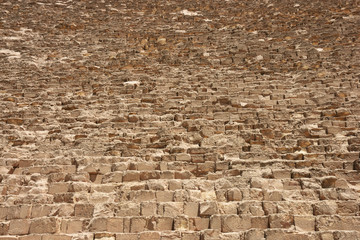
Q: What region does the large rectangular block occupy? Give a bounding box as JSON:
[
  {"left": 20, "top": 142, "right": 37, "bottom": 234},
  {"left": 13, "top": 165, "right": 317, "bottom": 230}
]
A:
[
  {"left": 155, "top": 217, "right": 173, "bottom": 231},
  {"left": 116, "top": 234, "right": 138, "bottom": 240},
  {"left": 130, "top": 217, "right": 147, "bottom": 233},
  {"left": 74, "top": 204, "right": 94, "bottom": 218},
  {"left": 107, "top": 218, "right": 124, "bottom": 232},
  {"left": 316, "top": 216, "right": 360, "bottom": 231},
  {"left": 139, "top": 232, "right": 160, "bottom": 240},
  {"left": 29, "top": 218, "right": 57, "bottom": 234},
  {"left": 222, "top": 215, "right": 251, "bottom": 232},
  {"left": 184, "top": 202, "right": 199, "bottom": 218},
  {"left": 9, "top": 219, "right": 30, "bottom": 235},
  {"left": 199, "top": 202, "right": 218, "bottom": 217},
  {"left": 269, "top": 214, "right": 294, "bottom": 229},
  {"left": 294, "top": 216, "right": 315, "bottom": 231},
  {"left": 60, "top": 219, "right": 83, "bottom": 233},
  {"left": 141, "top": 202, "right": 157, "bottom": 216},
  {"left": 189, "top": 217, "right": 209, "bottom": 231}
]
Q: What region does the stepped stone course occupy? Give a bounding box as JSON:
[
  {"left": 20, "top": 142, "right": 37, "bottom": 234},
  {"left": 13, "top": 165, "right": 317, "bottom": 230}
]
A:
[{"left": 0, "top": 0, "right": 359, "bottom": 239}]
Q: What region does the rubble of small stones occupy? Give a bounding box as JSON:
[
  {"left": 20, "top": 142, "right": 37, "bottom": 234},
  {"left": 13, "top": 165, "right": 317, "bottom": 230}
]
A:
[{"left": 0, "top": 0, "right": 359, "bottom": 239}]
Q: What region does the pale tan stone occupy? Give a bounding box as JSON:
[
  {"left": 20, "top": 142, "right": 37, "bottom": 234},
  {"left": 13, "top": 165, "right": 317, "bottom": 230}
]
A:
[
  {"left": 29, "top": 218, "right": 57, "bottom": 234},
  {"left": 8, "top": 219, "right": 30, "bottom": 235},
  {"left": 294, "top": 216, "right": 315, "bottom": 231}
]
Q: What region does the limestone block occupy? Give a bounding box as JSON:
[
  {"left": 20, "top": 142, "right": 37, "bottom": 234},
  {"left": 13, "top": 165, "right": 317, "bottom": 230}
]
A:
[
  {"left": 201, "top": 229, "right": 220, "bottom": 240},
  {"left": 116, "top": 233, "right": 138, "bottom": 240},
  {"left": 182, "top": 232, "right": 201, "bottom": 240},
  {"left": 269, "top": 214, "right": 294, "bottom": 229},
  {"left": 155, "top": 191, "right": 174, "bottom": 202},
  {"left": 0, "top": 222, "right": 8, "bottom": 235},
  {"left": 218, "top": 202, "right": 238, "bottom": 214},
  {"left": 210, "top": 215, "right": 222, "bottom": 230},
  {"left": 251, "top": 216, "right": 268, "bottom": 229},
  {"left": 42, "top": 236, "right": 72, "bottom": 240},
  {"left": 75, "top": 204, "right": 94, "bottom": 218},
  {"left": 220, "top": 232, "right": 241, "bottom": 240},
  {"left": 294, "top": 216, "right": 315, "bottom": 231},
  {"left": 48, "top": 183, "right": 69, "bottom": 194},
  {"left": 139, "top": 231, "right": 160, "bottom": 240},
  {"left": 7, "top": 206, "right": 31, "bottom": 219},
  {"left": 189, "top": 217, "right": 209, "bottom": 231},
  {"left": 227, "top": 188, "right": 242, "bottom": 201},
  {"left": 155, "top": 217, "right": 173, "bottom": 231},
  {"left": 265, "top": 230, "right": 313, "bottom": 240},
  {"left": 316, "top": 216, "right": 360, "bottom": 231},
  {"left": 174, "top": 215, "right": 189, "bottom": 231},
  {"left": 130, "top": 217, "right": 147, "bottom": 233},
  {"left": 129, "top": 190, "right": 156, "bottom": 202},
  {"left": 116, "top": 203, "right": 140, "bottom": 217},
  {"left": 60, "top": 219, "right": 83, "bottom": 233},
  {"left": 337, "top": 201, "right": 359, "bottom": 215},
  {"left": 176, "top": 154, "right": 191, "bottom": 161},
  {"left": 29, "top": 217, "right": 57, "bottom": 234},
  {"left": 238, "top": 201, "right": 264, "bottom": 216},
  {"left": 123, "top": 171, "right": 140, "bottom": 182},
  {"left": 107, "top": 218, "right": 124, "bottom": 232},
  {"left": 222, "top": 215, "right": 251, "bottom": 232},
  {"left": 162, "top": 202, "right": 183, "bottom": 217},
  {"left": 199, "top": 202, "right": 218, "bottom": 217},
  {"left": 245, "top": 229, "right": 265, "bottom": 240},
  {"left": 263, "top": 190, "right": 283, "bottom": 201},
  {"left": 168, "top": 180, "right": 182, "bottom": 190},
  {"left": 18, "top": 236, "right": 42, "bottom": 240},
  {"left": 89, "top": 218, "right": 107, "bottom": 232},
  {"left": 184, "top": 202, "right": 199, "bottom": 217},
  {"left": 313, "top": 201, "right": 337, "bottom": 215},
  {"left": 8, "top": 219, "right": 30, "bottom": 235},
  {"left": 141, "top": 202, "right": 157, "bottom": 216}
]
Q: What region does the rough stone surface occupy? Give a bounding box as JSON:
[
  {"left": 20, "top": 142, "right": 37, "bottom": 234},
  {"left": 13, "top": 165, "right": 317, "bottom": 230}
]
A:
[{"left": 0, "top": 0, "right": 359, "bottom": 239}]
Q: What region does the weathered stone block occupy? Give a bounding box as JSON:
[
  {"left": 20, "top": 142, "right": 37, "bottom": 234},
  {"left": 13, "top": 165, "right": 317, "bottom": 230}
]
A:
[
  {"left": 245, "top": 229, "right": 265, "bottom": 240},
  {"left": 316, "top": 216, "right": 360, "bottom": 231},
  {"left": 123, "top": 171, "right": 140, "bottom": 182},
  {"left": 199, "top": 202, "right": 218, "bottom": 217},
  {"left": 174, "top": 215, "right": 189, "bottom": 231},
  {"left": 222, "top": 215, "right": 251, "bottom": 232},
  {"left": 269, "top": 214, "right": 294, "bottom": 229},
  {"left": 227, "top": 188, "right": 242, "bottom": 201},
  {"left": 251, "top": 216, "right": 268, "bottom": 229},
  {"left": 294, "top": 216, "right": 315, "bottom": 231},
  {"left": 130, "top": 217, "right": 147, "bottom": 233},
  {"left": 116, "top": 233, "right": 138, "bottom": 240},
  {"left": 60, "top": 219, "right": 83, "bottom": 233},
  {"left": 189, "top": 217, "right": 209, "bottom": 231},
  {"left": 89, "top": 218, "right": 107, "bottom": 232},
  {"left": 8, "top": 219, "right": 30, "bottom": 235},
  {"left": 182, "top": 232, "right": 201, "bottom": 240},
  {"left": 162, "top": 202, "right": 183, "bottom": 217},
  {"left": 313, "top": 201, "right": 337, "bottom": 215},
  {"left": 156, "top": 191, "right": 174, "bottom": 202},
  {"left": 141, "top": 202, "right": 157, "bottom": 216},
  {"left": 210, "top": 215, "right": 222, "bottom": 230},
  {"left": 184, "top": 202, "right": 199, "bottom": 217},
  {"left": 75, "top": 204, "right": 94, "bottom": 218},
  {"left": 139, "top": 231, "right": 160, "bottom": 240},
  {"left": 155, "top": 217, "right": 173, "bottom": 231},
  {"left": 29, "top": 218, "right": 57, "bottom": 234},
  {"left": 107, "top": 218, "right": 124, "bottom": 232}
]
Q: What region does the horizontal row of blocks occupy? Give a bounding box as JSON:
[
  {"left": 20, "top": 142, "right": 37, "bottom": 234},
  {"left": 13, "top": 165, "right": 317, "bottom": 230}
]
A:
[
  {"left": 2, "top": 215, "right": 360, "bottom": 235},
  {"left": 1, "top": 199, "right": 359, "bottom": 220},
  {"left": 1, "top": 229, "right": 360, "bottom": 240},
  {"left": 2, "top": 187, "right": 359, "bottom": 205}
]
